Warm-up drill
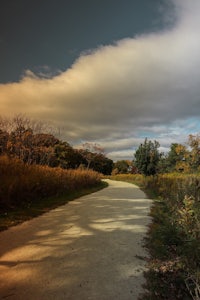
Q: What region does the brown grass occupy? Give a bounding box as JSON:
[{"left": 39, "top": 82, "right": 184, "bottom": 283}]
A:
[
  {"left": 109, "top": 173, "right": 200, "bottom": 299},
  {"left": 0, "top": 155, "right": 101, "bottom": 211}
]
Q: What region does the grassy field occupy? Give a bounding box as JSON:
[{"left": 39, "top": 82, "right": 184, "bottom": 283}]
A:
[
  {"left": 0, "top": 155, "right": 107, "bottom": 231},
  {"left": 1, "top": 156, "right": 200, "bottom": 298}
]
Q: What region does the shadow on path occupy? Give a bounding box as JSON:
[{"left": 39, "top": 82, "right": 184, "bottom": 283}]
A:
[{"left": 0, "top": 180, "right": 152, "bottom": 300}]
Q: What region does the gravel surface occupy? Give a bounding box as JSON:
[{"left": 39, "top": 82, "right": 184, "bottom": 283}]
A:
[{"left": 0, "top": 179, "right": 152, "bottom": 300}]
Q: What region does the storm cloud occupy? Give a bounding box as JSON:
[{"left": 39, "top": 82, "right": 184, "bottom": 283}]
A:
[{"left": 1, "top": 0, "right": 200, "bottom": 160}]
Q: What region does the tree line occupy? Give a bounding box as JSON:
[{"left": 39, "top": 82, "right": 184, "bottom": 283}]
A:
[
  {"left": 113, "top": 136, "right": 200, "bottom": 176},
  {"left": 0, "top": 115, "right": 113, "bottom": 175},
  {"left": 1, "top": 115, "right": 199, "bottom": 176}
]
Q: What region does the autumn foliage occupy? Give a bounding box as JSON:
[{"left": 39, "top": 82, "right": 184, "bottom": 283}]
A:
[{"left": 0, "top": 115, "right": 113, "bottom": 174}]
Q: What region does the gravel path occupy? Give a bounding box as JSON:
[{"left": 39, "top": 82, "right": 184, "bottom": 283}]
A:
[{"left": 0, "top": 179, "right": 152, "bottom": 300}]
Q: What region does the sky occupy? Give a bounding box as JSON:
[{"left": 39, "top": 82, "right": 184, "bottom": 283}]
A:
[{"left": 0, "top": 0, "right": 200, "bottom": 161}]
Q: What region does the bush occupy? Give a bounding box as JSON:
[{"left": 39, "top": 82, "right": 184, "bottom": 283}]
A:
[{"left": 143, "top": 173, "right": 200, "bottom": 299}]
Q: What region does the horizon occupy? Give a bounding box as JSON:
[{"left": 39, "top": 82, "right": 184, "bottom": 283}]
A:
[{"left": 1, "top": 0, "right": 200, "bottom": 161}]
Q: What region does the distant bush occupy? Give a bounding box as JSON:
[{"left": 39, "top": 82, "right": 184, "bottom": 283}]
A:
[
  {"left": 107, "top": 173, "right": 145, "bottom": 187},
  {"left": 0, "top": 155, "right": 101, "bottom": 210}
]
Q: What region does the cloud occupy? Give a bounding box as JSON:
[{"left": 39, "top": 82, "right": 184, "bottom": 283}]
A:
[{"left": 0, "top": 0, "right": 200, "bottom": 160}]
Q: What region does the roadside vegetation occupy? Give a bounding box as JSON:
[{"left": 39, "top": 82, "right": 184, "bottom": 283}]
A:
[
  {"left": 0, "top": 115, "right": 110, "bottom": 231},
  {"left": 108, "top": 135, "right": 200, "bottom": 299},
  {"left": 143, "top": 174, "right": 200, "bottom": 300},
  {"left": 108, "top": 173, "right": 200, "bottom": 299},
  {"left": 0, "top": 155, "right": 101, "bottom": 209},
  {"left": 0, "top": 154, "right": 106, "bottom": 231},
  {"left": 1, "top": 114, "right": 200, "bottom": 298}
]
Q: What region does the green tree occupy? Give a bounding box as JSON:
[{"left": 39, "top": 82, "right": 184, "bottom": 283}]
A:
[
  {"left": 134, "top": 138, "right": 160, "bottom": 176},
  {"left": 188, "top": 134, "right": 200, "bottom": 171},
  {"left": 78, "top": 148, "right": 113, "bottom": 175},
  {"left": 113, "top": 160, "right": 129, "bottom": 174},
  {"left": 54, "top": 142, "right": 86, "bottom": 169},
  {"left": 165, "top": 143, "right": 190, "bottom": 173},
  {"left": 90, "top": 154, "right": 113, "bottom": 175}
]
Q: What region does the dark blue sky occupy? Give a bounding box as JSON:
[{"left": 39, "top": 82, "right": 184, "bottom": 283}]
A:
[
  {"left": 1, "top": 1, "right": 200, "bottom": 160},
  {"left": 0, "top": 0, "right": 173, "bottom": 83}
]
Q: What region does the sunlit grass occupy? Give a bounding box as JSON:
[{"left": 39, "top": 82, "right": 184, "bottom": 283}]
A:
[
  {"left": 106, "top": 173, "right": 145, "bottom": 187},
  {"left": 0, "top": 155, "right": 107, "bottom": 231},
  {"left": 109, "top": 173, "right": 200, "bottom": 299}
]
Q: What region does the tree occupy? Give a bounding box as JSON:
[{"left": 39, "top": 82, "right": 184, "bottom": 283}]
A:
[
  {"left": 188, "top": 134, "right": 200, "bottom": 171},
  {"left": 78, "top": 148, "right": 113, "bottom": 175},
  {"left": 90, "top": 154, "right": 113, "bottom": 175},
  {"left": 0, "top": 114, "right": 60, "bottom": 165},
  {"left": 0, "top": 129, "right": 9, "bottom": 154},
  {"left": 0, "top": 115, "right": 114, "bottom": 172},
  {"left": 112, "top": 160, "right": 129, "bottom": 174},
  {"left": 164, "top": 143, "right": 190, "bottom": 173},
  {"left": 134, "top": 138, "right": 160, "bottom": 176},
  {"left": 54, "top": 142, "right": 86, "bottom": 169},
  {"left": 81, "top": 142, "right": 104, "bottom": 169},
  {"left": 167, "top": 143, "right": 180, "bottom": 170}
]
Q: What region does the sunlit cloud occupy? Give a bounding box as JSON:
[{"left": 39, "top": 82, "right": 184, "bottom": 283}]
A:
[{"left": 0, "top": 0, "right": 200, "bottom": 160}]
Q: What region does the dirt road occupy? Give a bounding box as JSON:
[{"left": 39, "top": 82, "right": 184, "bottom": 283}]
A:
[{"left": 0, "top": 180, "right": 152, "bottom": 300}]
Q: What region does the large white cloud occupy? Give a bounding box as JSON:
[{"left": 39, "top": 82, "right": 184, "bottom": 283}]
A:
[{"left": 1, "top": 0, "right": 200, "bottom": 160}]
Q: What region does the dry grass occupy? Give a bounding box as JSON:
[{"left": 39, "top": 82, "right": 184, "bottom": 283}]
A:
[
  {"left": 143, "top": 173, "right": 200, "bottom": 299},
  {"left": 106, "top": 173, "right": 145, "bottom": 187},
  {"left": 109, "top": 173, "right": 200, "bottom": 299},
  {"left": 0, "top": 155, "right": 101, "bottom": 211}
]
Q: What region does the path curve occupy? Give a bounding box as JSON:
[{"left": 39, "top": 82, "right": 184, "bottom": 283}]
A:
[{"left": 0, "top": 180, "right": 152, "bottom": 300}]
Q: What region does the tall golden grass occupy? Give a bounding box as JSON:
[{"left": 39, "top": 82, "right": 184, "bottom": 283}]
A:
[
  {"left": 109, "top": 173, "right": 200, "bottom": 298},
  {"left": 0, "top": 155, "right": 101, "bottom": 210},
  {"left": 106, "top": 173, "right": 144, "bottom": 187},
  {"left": 145, "top": 174, "right": 200, "bottom": 299},
  {"left": 144, "top": 173, "right": 200, "bottom": 203}
]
